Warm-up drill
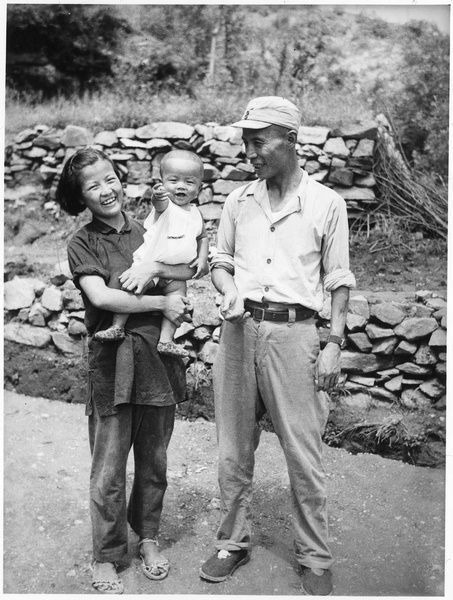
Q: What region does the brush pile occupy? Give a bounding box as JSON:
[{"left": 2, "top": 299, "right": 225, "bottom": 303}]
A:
[{"left": 373, "top": 115, "right": 448, "bottom": 241}]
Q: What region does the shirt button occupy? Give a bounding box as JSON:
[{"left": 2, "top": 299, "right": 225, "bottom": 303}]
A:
[
  {"left": 267, "top": 259, "right": 271, "bottom": 264},
  {"left": 264, "top": 286, "right": 269, "bottom": 292},
  {"left": 270, "top": 226, "right": 275, "bottom": 232}
]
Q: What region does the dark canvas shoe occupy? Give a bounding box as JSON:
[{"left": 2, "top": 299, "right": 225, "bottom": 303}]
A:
[
  {"left": 199, "top": 549, "right": 250, "bottom": 582},
  {"left": 301, "top": 567, "right": 333, "bottom": 596}
]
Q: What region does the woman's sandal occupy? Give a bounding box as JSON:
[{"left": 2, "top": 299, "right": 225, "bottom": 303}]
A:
[
  {"left": 138, "top": 538, "right": 170, "bottom": 581},
  {"left": 91, "top": 560, "right": 124, "bottom": 595}
]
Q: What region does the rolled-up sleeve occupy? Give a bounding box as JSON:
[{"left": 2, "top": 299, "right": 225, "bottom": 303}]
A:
[
  {"left": 321, "top": 196, "right": 356, "bottom": 292},
  {"left": 210, "top": 194, "right": 237, "bottom": 273},
  {"left": 68, "top": 234, "right": 110, "bottom": 290}
]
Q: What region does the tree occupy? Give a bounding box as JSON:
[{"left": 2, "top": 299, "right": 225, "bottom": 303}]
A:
[
  {"left": 113, "top": 5, "right": 214, "bottom": 96},
  {"left": 7, "top": 5, "right": 129, "bottom": 96},
  {"left": 290, "top": 11, "right": 334, "bottom": 101}
]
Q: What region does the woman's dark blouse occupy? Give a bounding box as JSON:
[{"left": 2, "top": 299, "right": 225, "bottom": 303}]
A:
[{"left": 67, "top": 212, "right": 185, "bottom": 417}]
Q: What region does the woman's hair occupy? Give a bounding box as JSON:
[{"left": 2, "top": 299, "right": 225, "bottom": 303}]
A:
[{"left": 55, "top": 147, "right": 121, "bottom": 216}]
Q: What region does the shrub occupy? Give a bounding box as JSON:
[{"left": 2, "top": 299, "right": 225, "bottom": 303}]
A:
[{"left": 380, "top": 21, "right": 449, "bottom": 181}]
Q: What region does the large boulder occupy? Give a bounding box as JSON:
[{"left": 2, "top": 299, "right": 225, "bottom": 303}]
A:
[
  {"left": 352, "top": 139, "right": 375, "bottom": 158},
  {"left": 429, "top": 328, "right": 447, "bottom": 348},
  {"left": 136, "top": 122, "right": 194, "bottom": 140},
  {"left": 340, "top": 350, "right": 395, "bottom": 374},
  {"left": 210, "top": 141, "right": 242, "bottom": 159},
  {"left": 41, "top": 286, "right": 64, "bottom": 312},
  {"left": 297, "top": 126, "right": 330, "bottom": 146},
  {"left": 61, "top": 125, "right": 93, "bottom": 147},
  {"left": 51, "top": 332, "right": 84, "bottom": 355},
  {"left": 370, "top": 303, "right": 406, "bottom": 327},
  {"left": 212, "top": 180, "right": 242, "bottom": 196},
  {"left": 330, "top": 122, "right": 378, "bottom": 140},
  {"left": 323, "top": 137, "right": 350, "bottom": 158},
  {"left": 348, "top": 332, "right": 373, "bottom": 353},
  {"left": 94, "top": 131, "right": 119, "bottom": 147},
  {"left": 394, "top": 318, "right": 439, "bottom": 341},
  {"left": 4, "top": 322, "right": 52, "bottom": 348},
  {"left": 188, "top": 280, "right": 222, "bottom": 328},
  {"left": 349, "top": 295, "right": 370, "bottom": 319},
  {"left": 4, "top": 277, "right": 39, "bottom": 310}
]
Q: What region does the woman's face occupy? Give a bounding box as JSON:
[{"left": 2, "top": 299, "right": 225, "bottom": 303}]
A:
[{"left": 78, "top": 159, "right": 124, "bottom": 225}]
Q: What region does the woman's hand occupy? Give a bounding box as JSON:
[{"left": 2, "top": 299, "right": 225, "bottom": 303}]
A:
[
  {"left": 163, "top": 295, "right": 192, "bottom": 326},
  {"left": 190, "top": 257, "right": 209, "bottom": 280},
  {"left": 119, "top": 263, "right": 159, "bottom": 295}
]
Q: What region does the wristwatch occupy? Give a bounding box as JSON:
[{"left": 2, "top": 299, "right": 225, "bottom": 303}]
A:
[{"left": 327, "top": 334, "right": 346, "bottom": 349}]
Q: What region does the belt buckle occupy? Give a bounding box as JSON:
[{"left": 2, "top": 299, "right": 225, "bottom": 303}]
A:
[{"left": 253, "top": 307, "right": 265, "bottom": 321}]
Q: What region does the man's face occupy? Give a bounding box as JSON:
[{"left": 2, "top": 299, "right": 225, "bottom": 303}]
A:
[{"left": 242, "top": 126, "right": 290, "bottom": 180}]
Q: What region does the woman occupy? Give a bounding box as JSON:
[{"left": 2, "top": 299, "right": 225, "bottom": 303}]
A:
[{"left": 56, "top": 147, "right": 193, "bottom": 594}]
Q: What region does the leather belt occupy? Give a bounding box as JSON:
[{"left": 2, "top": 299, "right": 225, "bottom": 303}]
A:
[{"left": 244, "top": 299, "right": 315, "bottom": 322}]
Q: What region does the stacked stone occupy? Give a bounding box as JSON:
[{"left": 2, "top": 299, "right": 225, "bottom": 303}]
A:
[
  {"left": 296, "top": 122, "right": 377, "bottom": 220},
  {"left": 319, "top": 291, "right": 446, "bottom": 412},
  {"left": 4, "top": 275, "right": 87, "bottom": 356},
  {"left": 5, "top": 121, "right": 378, "bottom": 224},
  {"left": 3, "top": 275, "right": 222, "bottom": 362},
  {"left": 4, "top": 272, "right": 447, "bottom": 415}
]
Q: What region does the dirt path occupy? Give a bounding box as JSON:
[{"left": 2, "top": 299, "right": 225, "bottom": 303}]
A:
[{"left": 3, "top": 390, "right": 447, "bottom": 596}]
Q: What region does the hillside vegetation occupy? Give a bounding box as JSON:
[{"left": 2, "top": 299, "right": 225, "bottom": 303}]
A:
[{"left": 6, "top": 4, "right": 449, "bottom": 182}]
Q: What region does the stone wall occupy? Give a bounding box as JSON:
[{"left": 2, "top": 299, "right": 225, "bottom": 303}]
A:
[
  {"left": 3, "top": 119, "right": 447, "bottom": 464},
  {"left": 4, "top": 274, "right": 446, "bottom": 414},
  {"left": 5, "top": 119, "right": 379, "bottom": 223}
]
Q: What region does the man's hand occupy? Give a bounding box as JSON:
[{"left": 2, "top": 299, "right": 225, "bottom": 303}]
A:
[
  {"left": 190, "top": 257, "right": 209, "bottom": 280},
  {"left": 119, "top": 263, "right": 159, "bottom": 295},
  {"left": 163, "top": 295, "right": 191, "bottom": 326},
  {"left": 315, "top": 343, "right": 341, "bottom": 391},
  {"left": 220, "top": 289, "right": 250, "bottom": 323}
]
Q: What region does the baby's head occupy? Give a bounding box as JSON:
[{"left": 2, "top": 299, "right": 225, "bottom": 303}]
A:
[{"left": 159, "top": 150, "right": 204, "bottom": 207}]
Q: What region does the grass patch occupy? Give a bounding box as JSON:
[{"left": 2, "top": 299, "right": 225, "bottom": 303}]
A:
[{"left": 5, "top": 85, "right": 374, "bottom": 138}]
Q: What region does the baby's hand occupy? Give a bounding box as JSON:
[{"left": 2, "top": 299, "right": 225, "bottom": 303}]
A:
[
  {"left": 190, "top": 257, "right": 209, "bottom": 280},
  {"left": 151, "top": 182, "right": 170, "bottom": 203}
]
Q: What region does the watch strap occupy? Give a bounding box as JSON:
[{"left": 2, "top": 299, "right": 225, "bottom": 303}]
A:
[{"left": 327, "top": 334, "right": 345, "bottom": 347}]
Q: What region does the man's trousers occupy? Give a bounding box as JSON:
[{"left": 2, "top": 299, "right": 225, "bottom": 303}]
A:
[{"left": 213, "top": 317, "right": 333, "bottom": 570}]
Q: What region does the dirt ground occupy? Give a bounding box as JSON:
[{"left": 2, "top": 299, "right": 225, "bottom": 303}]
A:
[{"left": 3, "top": 390, "right": 448, "bottom": 596}]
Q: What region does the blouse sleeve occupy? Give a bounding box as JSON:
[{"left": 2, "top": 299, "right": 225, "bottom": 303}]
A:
[{"left": 67, "top": 231, "right": 110, "bottom": 290}]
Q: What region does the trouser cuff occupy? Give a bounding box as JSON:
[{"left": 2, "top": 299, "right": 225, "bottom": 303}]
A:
[
  {"left": 215, "top": 541, "right": 249, "bottom": 552},
  {"left": 94, "top": 542, "right": 128, "bottom": 564},
  {"left": 297, "top": 558, "right": 334, "bottom": 570}
]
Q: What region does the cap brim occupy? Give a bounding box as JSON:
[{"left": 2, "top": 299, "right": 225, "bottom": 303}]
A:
[{"left": 230, "top": 119, "right": 271, "bottom": 129}]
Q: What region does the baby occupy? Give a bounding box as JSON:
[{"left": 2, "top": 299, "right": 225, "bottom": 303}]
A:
[{"left": 94, "top": 150, "right": 209, "bottom": 357}]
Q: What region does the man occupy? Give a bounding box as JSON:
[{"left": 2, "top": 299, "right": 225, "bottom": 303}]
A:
[{"left": 199, "top": 96, "right": 356, "bottom": 595}]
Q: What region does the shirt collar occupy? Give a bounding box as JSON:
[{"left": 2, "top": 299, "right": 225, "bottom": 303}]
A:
[
  {"left": 91, "top": 211, "right": 132, "bottom": 234},
  {"left": 250, "top": 171, "right": 308, "bottom": 221}
]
